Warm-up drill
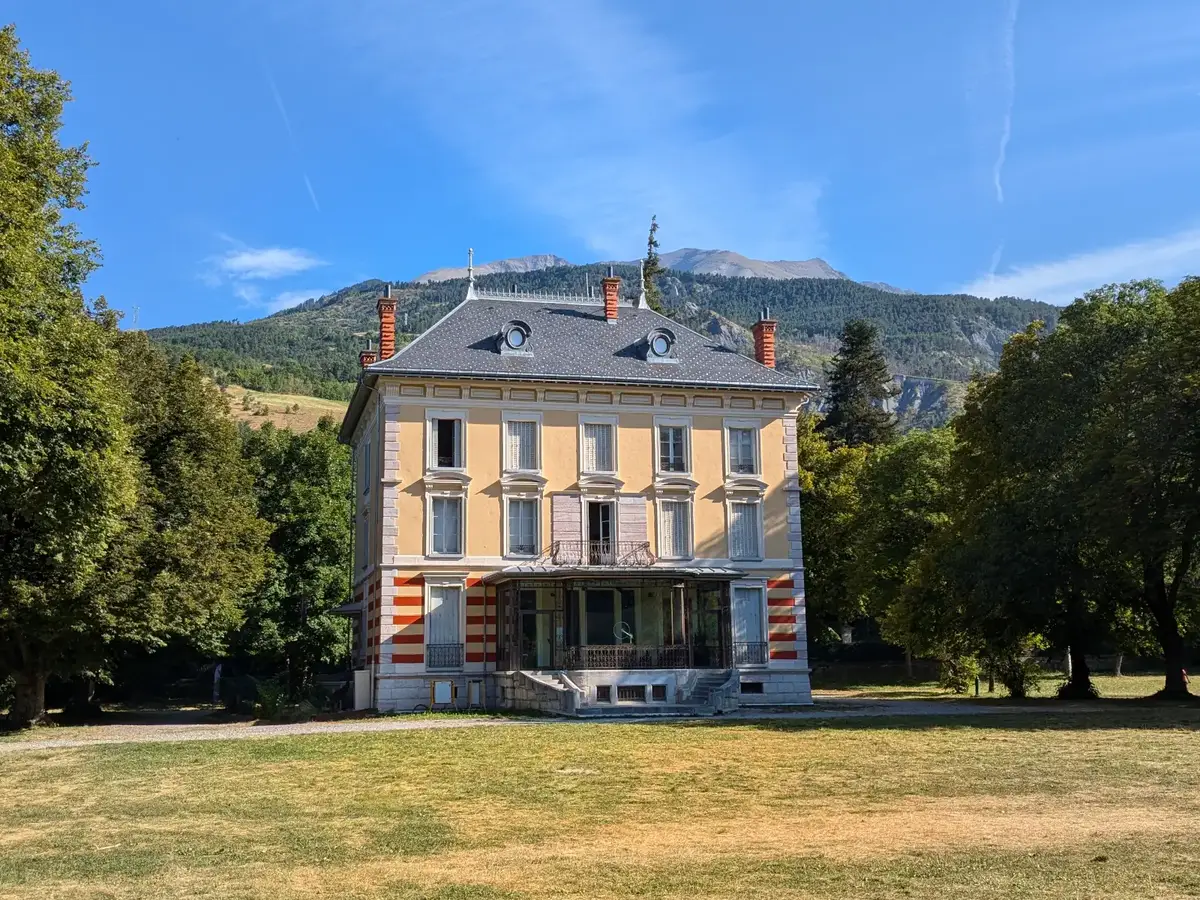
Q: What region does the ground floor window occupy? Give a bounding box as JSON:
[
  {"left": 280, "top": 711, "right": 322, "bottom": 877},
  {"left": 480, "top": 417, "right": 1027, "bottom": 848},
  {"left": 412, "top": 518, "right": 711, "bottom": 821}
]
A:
[{"left": 426, "top": 584, "right": 463, "bottom": 668}]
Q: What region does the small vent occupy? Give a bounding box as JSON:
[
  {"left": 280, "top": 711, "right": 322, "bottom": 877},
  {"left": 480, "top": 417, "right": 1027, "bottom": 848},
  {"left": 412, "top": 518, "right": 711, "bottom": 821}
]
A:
[
  {"left": 651, "top": 684, "right": 667, "bottom": 702},
  {"left": 617, "top": 685, "right": 646, "bottom": 703},
  {"left": 596, "top": 685, "right": 613, "bottom": 703},
  {"left": 740, "top": 681, "right": 765, "bottom": 695}
]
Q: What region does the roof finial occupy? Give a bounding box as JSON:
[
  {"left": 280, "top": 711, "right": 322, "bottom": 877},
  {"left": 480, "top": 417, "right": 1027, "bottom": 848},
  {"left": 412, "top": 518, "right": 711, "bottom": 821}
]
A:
[
  {"left": 636, "top": 259, "right": 647, "bottom": 308},
  {"left": 465, "top": 247, "right": 478, "bottom": 300}
]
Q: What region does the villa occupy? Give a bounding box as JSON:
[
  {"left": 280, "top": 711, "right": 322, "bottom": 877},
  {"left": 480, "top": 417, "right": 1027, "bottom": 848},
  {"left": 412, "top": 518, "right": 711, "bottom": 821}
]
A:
[{"left": 338, "top": 260, "right": 815, "bottom": 714}]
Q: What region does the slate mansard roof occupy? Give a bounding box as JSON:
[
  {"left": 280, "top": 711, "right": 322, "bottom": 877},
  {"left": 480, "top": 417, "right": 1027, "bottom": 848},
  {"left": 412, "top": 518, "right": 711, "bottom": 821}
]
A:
[{"left": 341, "top": 288, "right": 815, "bottom": 442}]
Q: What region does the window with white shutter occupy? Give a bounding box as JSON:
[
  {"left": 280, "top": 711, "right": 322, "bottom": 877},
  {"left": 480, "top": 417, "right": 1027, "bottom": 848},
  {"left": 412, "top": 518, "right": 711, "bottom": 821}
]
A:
[
  {"left": 582, "top": 422, "right": 615, "bottom": 473},
  {"left": 658, "top": 499, "right": 692, "bottom": 559},
  {"left": 506, "top": 420, "right": 538, "bottom": 471},
  {"left": 507, "top": 499, "right": 538, "bottom": 556},
  {"left": 427, "top": 585, "right": 463, "bottom": 648},
  {"left": 431, "top": 497, "right": 462, "bottom": 555},
  {"left": 729, "top": 501, "right": 761, "bottom": 560},
  {"left": 728, "top": 427, "right": 758, "bottom": 474}
]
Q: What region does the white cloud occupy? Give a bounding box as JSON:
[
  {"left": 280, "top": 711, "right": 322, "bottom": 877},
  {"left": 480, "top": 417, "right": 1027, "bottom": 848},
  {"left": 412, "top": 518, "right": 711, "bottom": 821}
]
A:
[
  {"left": 993, "top": 0, "right": 1019, "bottom": 205},
  {"left": 960, "top": 227, "right": 1200, "bottom": 303},
  {"left": 311, "top": 1, "right": 823, "bottom": 259},
  {"left": 264, "top": 288, "right": 329, "bottom": 314},
  {"left": 216, "top": 246, "right": 325, "bottom": 280}
]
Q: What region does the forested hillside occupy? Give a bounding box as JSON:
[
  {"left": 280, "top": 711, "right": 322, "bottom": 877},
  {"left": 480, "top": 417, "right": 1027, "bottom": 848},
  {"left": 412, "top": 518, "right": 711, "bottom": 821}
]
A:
[{"left": 147, "top": 264, "right": 1058, "bottom": 403}]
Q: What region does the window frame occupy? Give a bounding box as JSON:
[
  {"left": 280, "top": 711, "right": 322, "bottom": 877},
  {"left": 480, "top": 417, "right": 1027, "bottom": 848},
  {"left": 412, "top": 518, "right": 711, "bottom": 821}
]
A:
[
  {"left": 426, "top": 408, "right": 467, "bottom": 472},
  {"left": 578, "top": 414, "right": 619, "bottom": 476},
  {"left": 656, "top": 495, "right": 694, "bottom": 561},
  {"left": 723, "top": 418, "right": 762, "bottom": 478},
  {"left": 501, "top": 410, "right": 542, "bottom": 474},
  {"left": 504, "top": 496, "right": 541, "bottom": 559},
  {"left": 426, "top": 492, "right": 466, "bottom": 558},
  {"left": 727, "top": 498, "right": 764, "bottom": 561},
  {"left": 653, "top": 415, "right": 692, "bottom": 477},
  {"left": 424, "top": 576, "right": 467, "bottom": 670}
]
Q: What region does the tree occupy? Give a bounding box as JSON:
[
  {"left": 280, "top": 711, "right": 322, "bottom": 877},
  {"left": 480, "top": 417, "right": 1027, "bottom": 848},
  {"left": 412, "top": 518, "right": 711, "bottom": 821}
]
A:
[
  {"left": 794, "top": 413, "right": 868, "bottom": 637},
  {"left": 642, "top": 215, "right": 665, "bottom": 313},
  {"left": 0, "top": 26, "right": 139, "bottom": 725},
  {"left": 819, "top": 319, "right": 897, "bottom": 447},
  {"left": 851, "top": 428, "right": 955, "bottom": 653},
  {"left": 236, "top": 420, "right": 352, "bottom": 694}
]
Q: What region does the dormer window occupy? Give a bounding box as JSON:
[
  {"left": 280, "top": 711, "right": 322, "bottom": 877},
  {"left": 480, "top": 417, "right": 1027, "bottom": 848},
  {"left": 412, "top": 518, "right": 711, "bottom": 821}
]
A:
[
  {"left": 499, "top": 320, "right": 532, "bottom": 355},
  {"left": 644, "top": 327, "right": 677, "bottom": 363}
]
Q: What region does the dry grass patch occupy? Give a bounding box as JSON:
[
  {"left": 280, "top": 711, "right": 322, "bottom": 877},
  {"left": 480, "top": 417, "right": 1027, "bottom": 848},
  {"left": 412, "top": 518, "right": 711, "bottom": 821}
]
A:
[{"left": 2, "top": 710, "right": 1199, "bottom": 899}]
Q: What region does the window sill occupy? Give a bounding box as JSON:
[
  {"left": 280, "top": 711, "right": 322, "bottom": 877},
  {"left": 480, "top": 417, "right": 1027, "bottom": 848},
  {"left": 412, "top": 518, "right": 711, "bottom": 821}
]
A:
[{"left": 724, "top": 475, "right": 768, "bottom": 494}]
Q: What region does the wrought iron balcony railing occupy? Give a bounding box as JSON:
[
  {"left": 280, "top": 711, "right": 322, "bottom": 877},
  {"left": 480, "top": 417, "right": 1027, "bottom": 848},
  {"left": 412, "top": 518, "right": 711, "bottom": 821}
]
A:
[
  {"left": 540, "top": 540, "right": 656, "bottom": 567},
  {"left": 426, "top": 643, "right": 464, "bottom": 670},
  {"left": 732, "top": 642, "right": 768, "bottom": 666}
]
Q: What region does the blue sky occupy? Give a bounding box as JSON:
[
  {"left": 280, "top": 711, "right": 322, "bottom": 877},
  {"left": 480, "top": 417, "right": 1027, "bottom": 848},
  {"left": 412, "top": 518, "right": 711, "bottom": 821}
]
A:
[{"left": 10, "top": 1, "right": 1200, "bottom": 328}]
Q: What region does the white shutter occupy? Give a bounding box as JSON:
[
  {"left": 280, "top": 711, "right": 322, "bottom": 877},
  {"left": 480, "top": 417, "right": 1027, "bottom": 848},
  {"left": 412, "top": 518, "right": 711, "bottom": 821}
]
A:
[
  {"left": 583, "top": 423, "right": 613, "bottom": 472},
  {"left": 617, "top": 495, "right": 648, "bottom": 545},
  {"left": 732, "top": 586, "right": 764, "bottom": 643},
  {"left": 507, "top": 420, "right": 537, "bottom": 470},
  {"left": 660, "top": 500, "right": 691, "bottom": 558},
  {"left": 730, "top": 502, "right": 760, "bottom": 559},
  {"left": 427, "top": 586, "right": 461, "bottom": 645}
]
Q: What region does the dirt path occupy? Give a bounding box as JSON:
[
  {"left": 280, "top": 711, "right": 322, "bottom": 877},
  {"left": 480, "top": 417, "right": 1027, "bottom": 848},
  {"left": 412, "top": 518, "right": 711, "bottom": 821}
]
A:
[{"left": 0, "top": 696, "right": 1108, "bottom": 753}]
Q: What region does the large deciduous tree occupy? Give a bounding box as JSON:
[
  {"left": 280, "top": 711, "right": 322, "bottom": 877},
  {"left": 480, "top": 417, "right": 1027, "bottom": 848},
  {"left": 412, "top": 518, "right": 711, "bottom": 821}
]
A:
[
  {"left": 819, "top": 319, "right": 897, "bottom": 448},
  {"left": 236, "top": 420, "right": 352, "bottom": 694},
  {"left": 0, "top": 26, "right": 139, "bottom": 725}
]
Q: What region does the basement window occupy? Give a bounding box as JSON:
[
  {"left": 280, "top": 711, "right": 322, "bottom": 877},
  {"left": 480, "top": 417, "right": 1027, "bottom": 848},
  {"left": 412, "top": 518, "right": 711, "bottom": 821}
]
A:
[
  {"left": 596, "top": 685, "right": 612, "bottom": 703},
  {"left": 651, "top": 684, "right": 668, "bottom": 702},
  {"left": 617, "top": 685, "right": 646, "bottom": 703},
  {"left": 740, "top": 681, "right": 765, "bottom": 695}
]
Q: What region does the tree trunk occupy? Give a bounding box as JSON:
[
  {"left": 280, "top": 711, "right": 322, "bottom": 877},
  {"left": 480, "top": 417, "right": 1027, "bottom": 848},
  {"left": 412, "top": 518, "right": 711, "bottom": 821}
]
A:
[
  {"left": 905, "top": 648, "right": 913, "bottom": 680},
  {"left": 987, "top": 670, "right": 995, "bottom": 693},
  {"left": 1064, "top": 645, "right": 1073, "bottom": 679},
  {"left": 9, "top": 670, "right": 47, "bottom": 729},
  {"left": 1059, "top": 643, "right": 1096, "bottom": 699},
  {"left": 1114, "top": 654, "right": 1124, "bottom": 677},
  {"left": 1143, "top": 556, "right": 1191, "bottom": 699}
]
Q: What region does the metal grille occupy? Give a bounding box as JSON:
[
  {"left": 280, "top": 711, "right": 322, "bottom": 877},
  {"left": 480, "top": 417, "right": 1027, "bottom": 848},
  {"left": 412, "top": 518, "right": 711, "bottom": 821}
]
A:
[
  {"left": 426, "top": 643, "right": 464, "bottom": 670},
  {"left": 560, "top": 644, "right": 690, "bottom": 670},
  {"left": 617, "top": 685, "right": 647, "bottom": 702},
  {"left": 544, "top": 540, "right": 656, "bottom": 567},
  {"left": 733, "top": 642, "right": 768, "bottom": 666}
]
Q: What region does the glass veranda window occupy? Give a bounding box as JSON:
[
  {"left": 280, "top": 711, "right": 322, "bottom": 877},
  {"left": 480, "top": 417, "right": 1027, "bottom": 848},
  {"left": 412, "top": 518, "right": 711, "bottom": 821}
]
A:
[
  {"left": 582, "top": 423, "right": 614, "bottom": 473},
  {"left": 506, "top": 420, "right": 537, "bottom": 470},
  {"left": 659, "top": 426, "right": 687, "bottom": 473},
  {"left": 431, "top": 497, "right": 462, "bottom": 554}
]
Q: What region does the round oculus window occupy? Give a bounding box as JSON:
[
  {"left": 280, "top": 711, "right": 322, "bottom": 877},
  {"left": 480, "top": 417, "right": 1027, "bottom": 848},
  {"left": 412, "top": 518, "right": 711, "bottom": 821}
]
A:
[
  {"left": 650, "top": 334, "right": 671, "bottom": 356},
  {"left": 506, "top": 329, "right": 526, "bottom": 349}
]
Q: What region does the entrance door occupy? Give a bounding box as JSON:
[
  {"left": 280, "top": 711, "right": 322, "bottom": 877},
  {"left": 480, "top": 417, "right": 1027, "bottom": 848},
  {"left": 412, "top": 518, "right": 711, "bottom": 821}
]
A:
[
  {"left": 584, "top": 589, "right": 616, "bottom": 645},
  {"left": 518, "top": 589, "right": 553, "bottom": 669},
  {"left": 587, "top": 501, "right": 614, "bottom": 564}
]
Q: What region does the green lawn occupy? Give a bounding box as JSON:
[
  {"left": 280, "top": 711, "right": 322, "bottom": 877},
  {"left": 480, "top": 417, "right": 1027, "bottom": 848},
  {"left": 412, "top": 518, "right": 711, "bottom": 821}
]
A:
[
  {"left": 812, "top": 670, "right": 1171, "bottom": 701},
  {"left": 3, "top": 710, "right": 1200, "bottom": 899}
]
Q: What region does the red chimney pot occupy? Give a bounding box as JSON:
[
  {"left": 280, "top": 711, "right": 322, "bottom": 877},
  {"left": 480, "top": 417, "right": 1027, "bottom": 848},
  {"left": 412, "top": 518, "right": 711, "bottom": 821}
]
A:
[
  {"left": 752, "top": 307, "right": 778, "bottom": 369},
  {"left": 377, "top": 284, "right": 396, "bottom": 360},
  {"left": 602, "top": 275, "right": 621, "bottom": 323}
]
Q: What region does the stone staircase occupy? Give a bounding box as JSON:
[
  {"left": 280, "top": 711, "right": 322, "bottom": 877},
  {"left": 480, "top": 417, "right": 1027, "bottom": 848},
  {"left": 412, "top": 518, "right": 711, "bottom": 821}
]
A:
[{"left": 685, "top": 670, "right": 739, "bottom": 713}]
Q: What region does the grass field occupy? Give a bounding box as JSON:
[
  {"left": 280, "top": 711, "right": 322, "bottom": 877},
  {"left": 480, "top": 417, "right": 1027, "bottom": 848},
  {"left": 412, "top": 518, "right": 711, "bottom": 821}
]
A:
[
  {"left": 223, "top": 385, "right": 347, "bottom": 432},
  {"left": 812, "top": 672, "right": 1171, "bottom": 701},
  {"left": 3, "top": 710, "right": 1200, "bottom": 899}
]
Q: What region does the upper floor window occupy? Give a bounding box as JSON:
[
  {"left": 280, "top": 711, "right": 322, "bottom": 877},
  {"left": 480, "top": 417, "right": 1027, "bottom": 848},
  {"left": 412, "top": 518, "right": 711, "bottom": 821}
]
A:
[
  {"left": 360, "top": 439, "right": 372, "bottom": 495},
  {"left": 728, "top": 427, "right": 759, "bottom": 475},
  {"left": 430, "top": 496, "right": 463, "bottom": 555},
  {"left": 658, "top": 425, "right": 688, "bottom": 473},
  {"left": 729, "top": 500, "right": 762, "bottom": 560},
  {"left": 505, "top": 419, "right": 538, "bottom": 471},
  {"left": 507, "top": 498, "right": 539, "bottom": 556},
  {"left": 427, "top": 410, "right": 466, "bottom": 470},
  {"left": 658, "top": 498, "right": 693, "bottom": 560},
  {"left": 581, "top": 420, "right": 616, "bottom": 474}
]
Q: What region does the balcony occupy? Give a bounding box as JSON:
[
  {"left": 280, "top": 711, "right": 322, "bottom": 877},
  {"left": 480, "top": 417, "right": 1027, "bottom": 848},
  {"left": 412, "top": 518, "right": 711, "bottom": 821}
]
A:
[{"left": 540, "top": 540, "right": 656, "bottom": 567}]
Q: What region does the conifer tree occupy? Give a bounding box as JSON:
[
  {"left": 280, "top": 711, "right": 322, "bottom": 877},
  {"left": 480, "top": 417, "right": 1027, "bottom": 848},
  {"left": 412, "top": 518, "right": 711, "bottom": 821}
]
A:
[
  {"left": 643, "top": 215, "right": 665, "bottom": 313},
  {"left": 819, "top": 318, "right": 897, "bottom": 447}
]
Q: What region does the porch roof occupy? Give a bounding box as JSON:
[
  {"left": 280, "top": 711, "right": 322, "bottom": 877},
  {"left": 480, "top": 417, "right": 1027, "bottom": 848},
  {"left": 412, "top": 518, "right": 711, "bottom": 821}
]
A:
[{"left": 482, "top": 565, "right": 746, "bottom": 585}]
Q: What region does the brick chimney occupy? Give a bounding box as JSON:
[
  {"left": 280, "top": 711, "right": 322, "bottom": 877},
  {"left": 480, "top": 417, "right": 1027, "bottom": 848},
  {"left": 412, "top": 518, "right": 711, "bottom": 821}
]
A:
[
  {"left": 752, "top": 306, "right": 778, "bottom": 369},
  {"left": 602, "top": 266, "right": 620, "bottom": 323},
  {"left": 377, "top": 284, "right": 396, "bottom": 359},
  {"left": 359, "top": 340, "right": 377, "bottom": 369}
]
